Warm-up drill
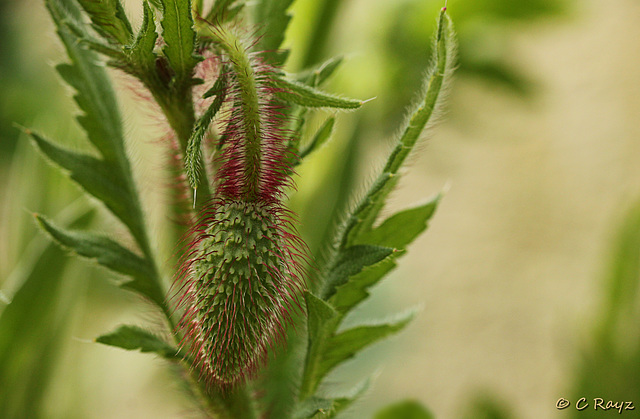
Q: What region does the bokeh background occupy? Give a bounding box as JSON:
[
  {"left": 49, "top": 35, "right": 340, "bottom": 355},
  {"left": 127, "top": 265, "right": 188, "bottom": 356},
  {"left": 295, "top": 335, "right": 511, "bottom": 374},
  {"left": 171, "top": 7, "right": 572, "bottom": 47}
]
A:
[{"left": 2, "top": 0, "right": 640, "bottom": 418}]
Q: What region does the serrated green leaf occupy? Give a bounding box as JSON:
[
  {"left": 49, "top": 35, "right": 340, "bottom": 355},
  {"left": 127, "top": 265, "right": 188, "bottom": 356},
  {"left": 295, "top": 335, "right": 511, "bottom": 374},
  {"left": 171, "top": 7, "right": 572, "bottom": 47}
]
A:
[
  {"left": 340, "top": 9, "right": 455, "bottom": 248},
  {"left": 329, "top": 251, "right": 402, "bottom": 314},
  {"left": 342, "top": 173, "right": 399, "bottom": 248},
  {"left": 300, "top": 292, "right": 341, "bottom": 400},
  {"left": 35, "top": 215, "right": 163, "bottom": 305},
  {"left": 160, "top": 0, "right": 200, "bottom": 86},
  {"left": 374, "top": 400, "right": 435, "bottom": 419},
  {"left": 185, "top": 72, "right": 227, "bottom": 190},
  {"left": 77, "top": 0, "right": 133, "bottom": 45},
  {"left": 253, "top": 0, "right": 294, "bottom": 65},
  {"left": 45, "top": 0, "right": 151, "bottom": 254},
  {"left": 357, "top": 194, "right": 441, "bottom": 249},
  {"left": 27, "top": 131, "right": 146, "bottom": 249},
  {"left": 299, "top": 117, "right": 335, "bottom": 161},
  {"left": 320, "top": 244, "right": 395, "bottom": 300},
  {"left": 96, "top": 325, "right": 182, "bottom": 360},
  {"left": 273, "top": 76, "right": 363, "bottom": 109},
  {"left": 317, "top": 311, "right": 415, "bottom": 381},
  {"left": 126, "top": 1, "right": 158, "bottom": 72}
]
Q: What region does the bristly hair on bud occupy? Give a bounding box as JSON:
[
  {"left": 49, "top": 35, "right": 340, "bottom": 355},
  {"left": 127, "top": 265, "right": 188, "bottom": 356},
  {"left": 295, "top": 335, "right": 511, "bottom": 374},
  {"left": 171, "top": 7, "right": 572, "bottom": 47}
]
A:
[{"left": 173, "top": 22, "right": 308, "bottom": 389}]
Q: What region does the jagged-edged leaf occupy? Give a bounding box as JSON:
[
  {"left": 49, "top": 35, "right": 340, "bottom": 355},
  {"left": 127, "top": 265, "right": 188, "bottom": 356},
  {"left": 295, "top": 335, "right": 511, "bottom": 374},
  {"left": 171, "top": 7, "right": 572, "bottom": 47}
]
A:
[
  {"left": 96, "top": 325, "right": 182, "bottom": 360},
  {"left": 28, "top": 131, "right": 146, "bottom": 248},
  {"left": 185, "top": 72, "right": 227, "bottom": 191},
  {"left": 47, "top": 0, "right": 128, "bottom": 165},
  {"left": 77, "top": 0, "right": 133, "bottom": 45},
  {"left": 160, "top": 0, "right": 200, "bottom": 85},
  {"left": 329, "top": 250, "right": 402, "bottom": 314},
  {"left": 357, "top": 194, "right": 441, "bottom": 249},
  {"left": 294, "top": 378, "right": 370, "bottom": 418},
  {"left": 342, "top": 173, "right": 399, "bottom": 248},
  {"left": 320, "top": 245, "right": 395, "bottom": 299},
  {"left": 374, "top": 400, "right": 435, "bottom": 419},
  {"left": 253, "top": 0, "right": 294, "bottom": 65},
  {"left": 300, "top": 292, "right": 341, "bottom": 400},
  {"left": 299, "top": 117, "right": 335, "bottom": 161},
  {"left": 273, "top": 76, "right": 363, "bottom": 109},
  {"left": 341, "top": 9, "right": 455, "bottom": 247},
  {"left": 317, "top": 311, "right": 415, "bottom": 381},
  {"left": 126, "top": 1, "right": 157, "bottom": 72},
  {"left": 35, "top": 215, "right": 163, "bottom": 305}
]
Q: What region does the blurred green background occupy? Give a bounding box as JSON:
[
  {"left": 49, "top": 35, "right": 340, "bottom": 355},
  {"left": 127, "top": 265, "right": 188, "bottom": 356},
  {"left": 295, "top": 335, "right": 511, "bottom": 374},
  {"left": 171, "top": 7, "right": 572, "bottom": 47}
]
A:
[{"left": 2, "top": 0, "right": 640, "bottom": 418}]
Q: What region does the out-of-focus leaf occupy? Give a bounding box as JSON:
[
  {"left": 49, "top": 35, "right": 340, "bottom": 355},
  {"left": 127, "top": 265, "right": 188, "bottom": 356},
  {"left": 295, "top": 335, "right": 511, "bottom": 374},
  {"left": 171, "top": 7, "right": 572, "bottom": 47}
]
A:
[
  {"left": 461, "top": 395, "right": 515, "bottom": 419},
  {"left": 77, "top": 0, "right": 133, "bottom": 45},
  {"left": 160, "top": 0, "right": 200, "bottom": 86},
  {"left": 320, "top": 245, "right": 395, "bottom": 299},
  {"left": 253, "top": 0, "right": 294, "bottom": 65},
  {"left": 96, "top": 325, "right": 182, "bottom": 360},
  {"left": 295, "top": 56, "right": 344, "bottom": 87},
  {"left": 374, "top": 400, "right": 434, "bottom": 419},
  {"left": 357, "top": 195, "right": 441, "bottom": 249},
  {"left": 206, "top": 0, "right": 244, "bottom": 23},
  {"left": 35, "top": 215, "right": 163, "bottom": 305},
  {"left": 273, "top": 76, "right": 363, "bottom": 109},
  {"left": 299, "top": 117, "right": 335, "bottom": 161},
  {"left": 0, "top": 207, "right": 94, "bottom": 419}
]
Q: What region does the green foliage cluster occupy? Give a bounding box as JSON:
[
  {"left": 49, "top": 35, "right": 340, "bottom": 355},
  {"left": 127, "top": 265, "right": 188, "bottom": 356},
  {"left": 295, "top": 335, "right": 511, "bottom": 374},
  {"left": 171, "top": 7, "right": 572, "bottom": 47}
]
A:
[{"left": 2, "top": 0, "right": 456, "bottom": 417}]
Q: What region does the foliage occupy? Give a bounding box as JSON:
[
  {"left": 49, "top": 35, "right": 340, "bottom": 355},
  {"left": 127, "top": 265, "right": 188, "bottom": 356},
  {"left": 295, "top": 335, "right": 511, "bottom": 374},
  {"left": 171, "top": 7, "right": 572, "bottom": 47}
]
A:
[{"left": 4, "top": 0, "right": 456, "bottom": 417}]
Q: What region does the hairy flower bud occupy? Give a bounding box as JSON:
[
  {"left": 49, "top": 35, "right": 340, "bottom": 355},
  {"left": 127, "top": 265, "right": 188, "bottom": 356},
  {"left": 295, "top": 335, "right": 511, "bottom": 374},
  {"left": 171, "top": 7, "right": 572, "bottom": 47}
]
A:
[{"left": 174, "top": 24, "right": 306, "bottom": 388}]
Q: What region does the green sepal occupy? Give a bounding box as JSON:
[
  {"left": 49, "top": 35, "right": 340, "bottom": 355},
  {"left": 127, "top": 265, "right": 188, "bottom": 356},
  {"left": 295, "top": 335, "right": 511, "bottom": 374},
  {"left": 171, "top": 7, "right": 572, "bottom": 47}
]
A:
[
  {"left": 160, "top": 0, "right": 201, "bottom": 87},
  {"left": 27, "top": 131, "right": 146, "bottom": 249},
  {"left": 299, "top": 117, "right": 335, "bottom": 162},
  {"left": 374, "top": 400, "right": 435, "bottom": 419},
  {"left": 185, "top": 72, "right": 227, "bottom": 190},
  {"left": 357, "top": 194, "right": 441, "bottom": 249},
  {"left": 96, "top": 325, "right": 183, "bottom": 361},
  {"left": 272, "top": 76, "right": 363, "bottom": 109},
  {"left": 77, "top": 0, "right": 133, "bottom": 45},
  {"left": 35, "top": 215, "right": 163, "bottom": 305}
]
